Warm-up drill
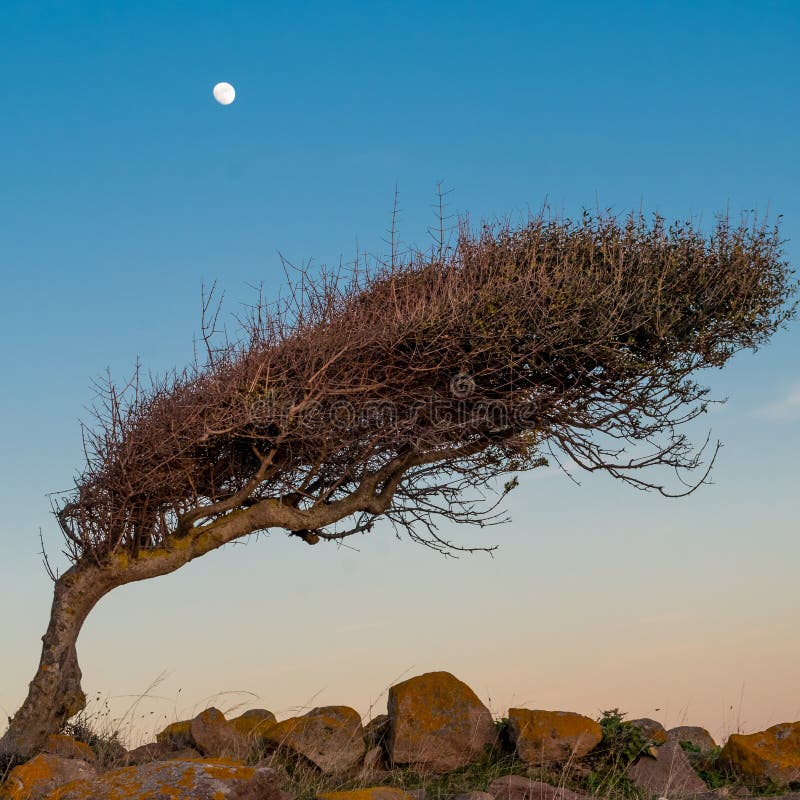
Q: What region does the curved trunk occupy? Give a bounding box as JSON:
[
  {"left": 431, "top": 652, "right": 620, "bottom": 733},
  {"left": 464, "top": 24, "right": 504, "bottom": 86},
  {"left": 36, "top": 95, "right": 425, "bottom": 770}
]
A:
[
  {"left": 0, "top": 481, "right": 400, "bottom": 761},
  {"left": 0, "top": 514, "right": 278, "bottom": 761},
  {"left": 0, "top": 564, "right": 114, "bottom": 760},
  {"left": 0, "top": 511, "right": 274, "bottom": 760}
]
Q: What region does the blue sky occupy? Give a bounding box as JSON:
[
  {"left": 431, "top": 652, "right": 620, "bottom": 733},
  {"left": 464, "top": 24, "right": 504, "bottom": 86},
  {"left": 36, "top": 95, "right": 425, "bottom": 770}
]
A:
[{"left": 0, "top": 1, "right": 798, "bottom": 742}]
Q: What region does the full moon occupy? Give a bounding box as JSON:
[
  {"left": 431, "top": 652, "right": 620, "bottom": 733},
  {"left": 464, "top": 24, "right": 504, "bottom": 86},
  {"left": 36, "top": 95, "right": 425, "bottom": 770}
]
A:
[{"left": 212, "top": 82, "right": 236, "bottom": 106}]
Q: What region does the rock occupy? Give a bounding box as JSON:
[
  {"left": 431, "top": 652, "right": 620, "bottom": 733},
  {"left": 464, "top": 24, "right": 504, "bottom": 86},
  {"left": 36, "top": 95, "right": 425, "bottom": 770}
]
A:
[
  {"left": 693, "top": 790, "right": 752, "bottom": 800},
  {"left": 720, "top": 721, "right": 800, "bottom": 786},
  {"left": 507, "top": 709, "right": 602, "bottom": 764},
  {"left": 125, "top": 742, "right": 202, "bottom": 765},
  {"left": 487, "top": 775, "right": 588, "bottom": 800},
  {"left": 354, "top": 729, "right": 392, "bottom": 781},
  {"left": 48, "top": 759, "right": 283, "bottom": 800},
  {"left": 262, "top": 705, "right": 366, "bottom": 775},
  {"left": 364, "top": 714, "right": 390, "bottom": 748},
  {"left": 190, "top": 707, "right": 250, "bottom": 760},
  {"left": 318, "top": 790, "right": 416, "bottom": 800},
  {"left": 82, "top": 736, "right": 128, "bottom": 767},
  {"left": 230, "top": 709, "right": 278, "bottom": 738},
  {"left": 629, "top": 718, "right": 669, "bottom": 745},
  {"left": 668, "top": 726, "right": 718, "bottom": 753},
  {"left": 566, "top": 764, "right": 593, "bottom": 779},
  {"left": 454, "top": 793, "right": 496, "bottom": 800},
  {"left": 156, "top": 719, "right": 194, "bottom": 747},
  {"left": 42, "top": 736, "right": 97, "bottom": 763},
  {"left": 357, "top": 745, "right": 389, "bottom": 781},
  {"left": 749, "top": 796, "right": 800, "bottom": 800},
  {"left": 363, "top": 745, "right": 383, "bottom": 767},
  {"left": 386, "top": 671, "right": 497, "bottom": 772},
  {"left": 0, "top": 754, "right": 97, "bottom": 800},
  {"left": 628, "top": 738, "right": 708, "bottom": 798}
]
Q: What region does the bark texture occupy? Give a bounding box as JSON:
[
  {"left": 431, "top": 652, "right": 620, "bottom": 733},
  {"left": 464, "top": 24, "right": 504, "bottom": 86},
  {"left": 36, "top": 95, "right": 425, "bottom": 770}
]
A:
[{"left": 0, "top": 567, "right": 110, "bottom": 760}]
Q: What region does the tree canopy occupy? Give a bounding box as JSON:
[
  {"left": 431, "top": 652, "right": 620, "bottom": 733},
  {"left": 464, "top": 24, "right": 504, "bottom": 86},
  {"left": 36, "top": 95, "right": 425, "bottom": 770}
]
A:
[{"left": 57, "top": 210, "right": 795, "bottom": 563}]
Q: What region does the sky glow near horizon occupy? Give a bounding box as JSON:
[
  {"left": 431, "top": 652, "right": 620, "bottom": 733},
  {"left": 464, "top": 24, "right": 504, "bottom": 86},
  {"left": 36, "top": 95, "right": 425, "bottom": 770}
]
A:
[{"left": 0, "top": 1, "right": 798, "bottom": 746}]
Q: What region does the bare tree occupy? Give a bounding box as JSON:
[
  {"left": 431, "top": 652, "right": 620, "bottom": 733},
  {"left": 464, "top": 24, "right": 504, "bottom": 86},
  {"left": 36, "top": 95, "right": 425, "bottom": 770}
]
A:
[{"left": 1, "top": 208, "right": 795, "bottom": 760}]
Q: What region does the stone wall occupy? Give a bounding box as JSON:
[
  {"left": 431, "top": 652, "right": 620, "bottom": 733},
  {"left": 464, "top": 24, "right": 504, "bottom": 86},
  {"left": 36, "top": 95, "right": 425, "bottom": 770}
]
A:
[{"left": 3, "top": 670, "right": 799, "bottom": 800}]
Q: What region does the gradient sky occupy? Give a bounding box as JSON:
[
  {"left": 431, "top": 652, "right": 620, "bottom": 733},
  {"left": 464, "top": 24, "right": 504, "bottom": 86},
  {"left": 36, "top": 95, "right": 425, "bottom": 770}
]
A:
[{"left": 1, "top": 1, "right": 798, "bottom": 747}]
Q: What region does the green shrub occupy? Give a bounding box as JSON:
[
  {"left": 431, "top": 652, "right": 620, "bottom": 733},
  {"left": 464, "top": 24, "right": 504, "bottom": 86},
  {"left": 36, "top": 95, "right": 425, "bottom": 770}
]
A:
[{"left": 595, "top": 709, "right": 650, "bottom": 767}]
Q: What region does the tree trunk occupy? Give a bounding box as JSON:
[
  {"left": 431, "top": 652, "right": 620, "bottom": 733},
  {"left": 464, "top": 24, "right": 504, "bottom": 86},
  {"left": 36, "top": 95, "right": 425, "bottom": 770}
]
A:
[
  {"left": 0, "top": 564, "right": 114, "bottom": 761},
  {"left": 0, "top": 514, "right": 273, "bottom": 761},
  {"left": 0, "top": 491, "right": 388, "bottom": 761}
]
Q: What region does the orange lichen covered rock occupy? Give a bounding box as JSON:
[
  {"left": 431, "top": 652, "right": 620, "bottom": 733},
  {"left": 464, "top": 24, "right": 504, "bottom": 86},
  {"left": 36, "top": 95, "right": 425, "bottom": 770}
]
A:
[
  {"left": 48, "top": 759, "right": 283, "bottom": 800},
  {"left": 125, "top": 742, "right": 202, "bottom": 765},
  {"left": 0, "top": 754, "right": 96, "bottom": 800},
  {"left": 387, "top": 671, "right": 498, "bottom": 773},
  {"left": 318, "top": 789, "right": 416, "bottom": 800},
  {"left": 261, "top": 706, "right": 365, "bottom": 775},
  {"left": 155, "top": 719, "right": 194, "bottom": 747},
  {"left": 230, "top": 709, "right": 278, "bottom": 738},
  {"left": 190, "top": 707, "right": 249, "bottom": 760},
  {"left": 720, "top": 721, "right": 800, "bottom": 785},
  {"left": 42, "top": 736, "right": 97, "bottom": 764},
  {"left": 507, "top": 709, "right": 601, "bottom": 764}
]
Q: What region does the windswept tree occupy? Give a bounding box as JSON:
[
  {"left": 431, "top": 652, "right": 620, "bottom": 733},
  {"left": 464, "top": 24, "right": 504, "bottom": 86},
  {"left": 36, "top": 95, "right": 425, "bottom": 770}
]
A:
[{"left": 0, "top": 209, "right": 795, "bottom": 759}]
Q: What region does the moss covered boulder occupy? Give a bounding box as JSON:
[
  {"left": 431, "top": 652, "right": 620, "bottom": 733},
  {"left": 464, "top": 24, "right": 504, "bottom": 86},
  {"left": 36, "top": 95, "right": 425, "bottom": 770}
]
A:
[
  {"left": 507, "top": 709, "right": 602, "bottom": 764},
  {"left": 720, "top": 722, "right": 800, "bottom": 785},
  {"left": 386, "top": 671, "right": 497, "bottom": 773}
]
